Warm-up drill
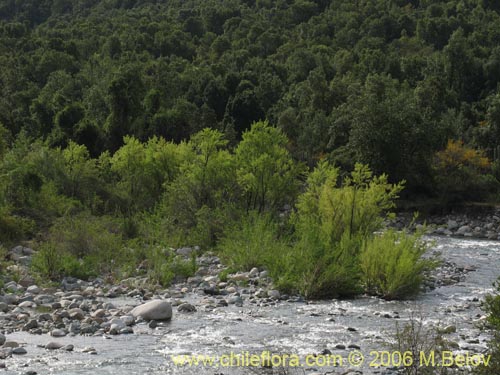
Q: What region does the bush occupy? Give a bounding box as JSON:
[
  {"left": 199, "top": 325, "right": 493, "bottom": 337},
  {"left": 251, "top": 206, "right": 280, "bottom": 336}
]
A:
[
  {"left": 360, "top": 229, "right": 437, "bottom": 300},
  {"left": 286, "top": 162, "right": 404, "bottom": 298},
  {"left": 433, "top": 140, "right": 499, "bottom": 203},
  {"left": 0, "top": 206, "right": 35, "bottom": 243},
  {"left": 31, "top": 242, "right": 96, "bottom": 281},
  {"left": 218, "top": 212, "right": 288, "bottom": 272},
  {"left": 475, "top": 278, "right": 500, "bottom": 374},
  {"left": 34, "top": 213, "right": 127, "bottom": 279},
  {"left": 393, "top": 311, "right": 450, "bottom": 375}
]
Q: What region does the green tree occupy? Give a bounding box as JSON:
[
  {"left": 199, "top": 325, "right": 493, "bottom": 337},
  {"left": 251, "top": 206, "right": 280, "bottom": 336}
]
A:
[{"left": 235, "top": 120, "right": 303, "bottom": 213}]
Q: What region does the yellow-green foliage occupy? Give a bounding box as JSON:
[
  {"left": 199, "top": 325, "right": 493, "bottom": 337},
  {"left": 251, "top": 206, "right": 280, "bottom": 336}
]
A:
[
  {"left": 433, "top": 140, "right": 498, "bottom": 202},
  {"left": 235, "top": 121, "right": 305, "bottom": 213},
  {"left": 218, "top": 212, "right": 289, "bottom": 272},
  {"left": 435, "top": 139, "right": 490, "bottom": 171},
  {"left": 360, "top": 229, "right": 436, "bottom": 300},
  {"left": 287, "top": 162, "right": 404, "bottom": 298}
]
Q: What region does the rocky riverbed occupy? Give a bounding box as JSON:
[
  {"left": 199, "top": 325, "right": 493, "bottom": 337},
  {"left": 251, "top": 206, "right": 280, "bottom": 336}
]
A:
[
  {"left": 0, "top": 235, "right": 499, "bottom": 374},
  {"left": 390, "top": 207, "right": 500, "bottom": 240}
]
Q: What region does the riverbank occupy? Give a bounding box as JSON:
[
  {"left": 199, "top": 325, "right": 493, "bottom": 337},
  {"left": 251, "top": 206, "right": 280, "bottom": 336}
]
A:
[
  {"left": 390, "top": 205, "right": 500, "bottom": 240},
  {"left": 1, "top": 234, "right": 496, "bottom": 373}
]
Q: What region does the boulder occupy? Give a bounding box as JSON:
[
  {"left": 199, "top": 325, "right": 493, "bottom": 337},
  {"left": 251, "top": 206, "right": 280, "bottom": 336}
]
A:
[{"left": 130, "top": 300, "right": 172, "bottom": 321}]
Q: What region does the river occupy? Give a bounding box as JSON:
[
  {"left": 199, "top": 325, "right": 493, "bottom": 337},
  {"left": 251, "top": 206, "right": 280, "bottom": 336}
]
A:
[{"left": 4, "top": 236, "right": 500, "bottom": 374}]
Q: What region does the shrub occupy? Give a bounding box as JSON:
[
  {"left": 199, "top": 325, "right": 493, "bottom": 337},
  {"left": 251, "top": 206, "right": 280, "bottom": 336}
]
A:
[
  {"left": 31, "top": 242, "right": 98, "bottom": 281},
  {"left": 393, "top": 311, "right": 450, "bottom": 375},
  {"left": 41, "top": 213, "right": 126, "bottom": 278},
  {"left": 475, "top": 278, "right": 500, "bottom": 374},
  {"left": 360, "top": 229, "right": 437, "bottom": 300},
  {"left": 287, "top": 162, "right": 404, "bottom": 298},
  {"left": 218, "top": 212, "right": 288, "bottom": 272},
  {"left": 432, "top": 140, "right": 499, "bottom": 203}
]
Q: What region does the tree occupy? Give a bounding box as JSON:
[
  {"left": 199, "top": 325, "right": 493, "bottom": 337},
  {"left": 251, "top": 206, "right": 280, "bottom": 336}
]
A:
[{"left": 235, "top": 120, "right": 303, "bottom": 213}]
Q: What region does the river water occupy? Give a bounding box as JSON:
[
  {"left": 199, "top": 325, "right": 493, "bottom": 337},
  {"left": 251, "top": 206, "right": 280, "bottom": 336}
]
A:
[{"left": 4, "top": 236, "right": 500, "bottom": 374}]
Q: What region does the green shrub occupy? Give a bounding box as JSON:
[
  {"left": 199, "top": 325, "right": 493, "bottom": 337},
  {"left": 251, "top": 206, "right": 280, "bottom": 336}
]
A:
[
  {"left": 287, "top": 162, "right": 404, "bottom": 298},
  {"left": 218, "top": 212, "right": 288, "bottom": 272},
  {"left": 475, "top": 279, "right": 500, "bottom": 374},
  {"left": 360, "top": 229, "right": 437, "bottom": 300},
  {"left": 393, "top": 312, "right": 450, "bottom": 375},
  {"left": 39, "top": 213, "right": 126, "bottom": 278},
  {"left": 31, "top": 242, "right": 65, "bottom": 280},
  {"left": 0, "top": 206, "right": 35, "bottom": 243}
]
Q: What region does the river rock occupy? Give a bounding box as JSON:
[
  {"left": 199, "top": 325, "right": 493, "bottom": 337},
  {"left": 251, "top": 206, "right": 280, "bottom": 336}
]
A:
[
  {"left": 0, "top": 335, "right": 5, "bottom": 346},
  {"left": 0, "top": 348, "right": 11, "bottom": 359},
  {"left": 50, "top": 329, "right": 66, "bottom": 337},
  {"left": 249, "top": 267, "right": 259, "bottom": 277},
  {"left": 3, "top": 341, "right": 19, "bottom": 348},
  {"left": 0, "top": 303, "right": 7, "bottom": 313},
  {"left": 69, "top": 308, "right": 85, "bottom": 320},
  {"left": 267, "top": 290, "right": 281, "bottom": 299},
  {"left": 447, "top": 220, "right": 459, "bottom": 230},
  {"left": 45, "top": 342, "right": 64, "bottom": 350},
  {"left": 82, "top": 347, "right": 97, "bottom": 354},
  {"left": 12, "top": 347, "right": 27, "bottom": 355},
  {"left": 26, "top": 285, "right": 40, "bottom": 294},
  {"left": 131, "top": 300, "right": 172, "bottom": 321},
  {"left": 120, "top": 315, "right": 135, "bottom": 326},
  {"left": 177, "top": 303, "right": 196, "bottom": 313},
  {"left": 22, "top": 319, "right": 38, "bottom": 331}
]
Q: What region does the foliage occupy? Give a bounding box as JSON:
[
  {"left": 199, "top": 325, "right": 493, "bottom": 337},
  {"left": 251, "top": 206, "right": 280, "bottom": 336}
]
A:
[
  {"left": 217, "top": 162, "right": 426, "bottom": 300},
  {"left": 475, "top": 279, "right": 500, "bottom": 374},
  {"left": 235, "top": 120, "right": 304, "bottom": 213},
  {"left": 33, "top": 213, "right": 126, "bottom": 279},
  {"left": 432, "top": 140, "right": 499, "bottom": 203},
  {"left": 0, "top": 0, "right": 499, "bottom": 200},
  {"left": 393, "top": 311, "right": 450, "bottom": 375},
  {"left": 218, "top": 211, "right": 288, "bottom": 272},
  {"left": 360, "top": 229, "right": 436, "bottom": 300}
]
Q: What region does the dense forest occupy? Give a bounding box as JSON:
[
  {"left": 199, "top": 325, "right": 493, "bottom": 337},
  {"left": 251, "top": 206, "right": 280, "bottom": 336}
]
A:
[
  {"left": 1, "top": 0, "right": 500, "bottom": 297},
  {"left": 1, "top": 0, "right": 500, "bottom": 197}
]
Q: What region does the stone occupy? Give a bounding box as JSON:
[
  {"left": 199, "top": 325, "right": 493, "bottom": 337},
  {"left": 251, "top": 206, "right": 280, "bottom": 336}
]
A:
[
  {"left": 18, "top": 301, "right": 36, "bottom": 308},
  {"left": 50, "top": 329, "right": 67, "bottom": 337},
  {"left": 177, "top": 303, "right": 197, "bottom": 313},
  {"left": 130, "top": 300, "right": 172, "bottom": 321},
  {"left": 45, "top": 342, "right": 64, "bottom": 350},
  {"left": 69, "top": 308, "right": 85, "bottom": 320},
  {"left": 267, "top": 290, "right": 281, "bottom": 300},
  {"left": 457, "top": 225, "right": 471, "bottom": 235},
  {"left": 12, "top": 347, "right": 27, "bottom": 355},
  {"left": 249, "top": 267, "right": 259, "bottom": 277},
  {"left": 120, "top": 315, "right": 135, "bottom": 326},
  {"left": 176, "top": 247, "right": 195, "bottom": 257},
  {"left": 0, "top": 303, "right": 8, "bottom": 313},
  {"left": 91, "top": 309, "right": 106, "bottom": 318},
  {"left": 22, "top": 319, "right": 38, "bottom": 331},
  {"left": 82, "top": 347, "right": 97, "bottom": 354},
  {"left": 2, "top": 341, "right": 19, "bottom": 348},
  {"left": 62, "top": 345, "right": 74, "bottom": 351},
  {"left": 0, "top": 335, "right": 5, "bottom": 346},
  {"left": 0, "top": 348, "right": 11, "bottom": 359},
  {"left": 447, "top": 220, "right": 459, "bottom": 230}
]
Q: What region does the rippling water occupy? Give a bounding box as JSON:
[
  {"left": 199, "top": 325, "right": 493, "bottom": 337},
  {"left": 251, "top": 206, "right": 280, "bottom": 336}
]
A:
[{"left": 4, "top": 236, "right": 500, "bottom": 374}]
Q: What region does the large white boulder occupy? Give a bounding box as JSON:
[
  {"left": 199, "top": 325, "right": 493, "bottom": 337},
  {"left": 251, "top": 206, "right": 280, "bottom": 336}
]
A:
[{"left": 131, "top": 300, "right": 172, "bottom": 321}]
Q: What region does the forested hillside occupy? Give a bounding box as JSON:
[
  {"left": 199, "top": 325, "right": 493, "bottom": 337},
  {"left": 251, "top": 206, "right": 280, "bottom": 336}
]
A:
[{"left": 1, "top": 0, "right": 500, "bottom": 196}]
